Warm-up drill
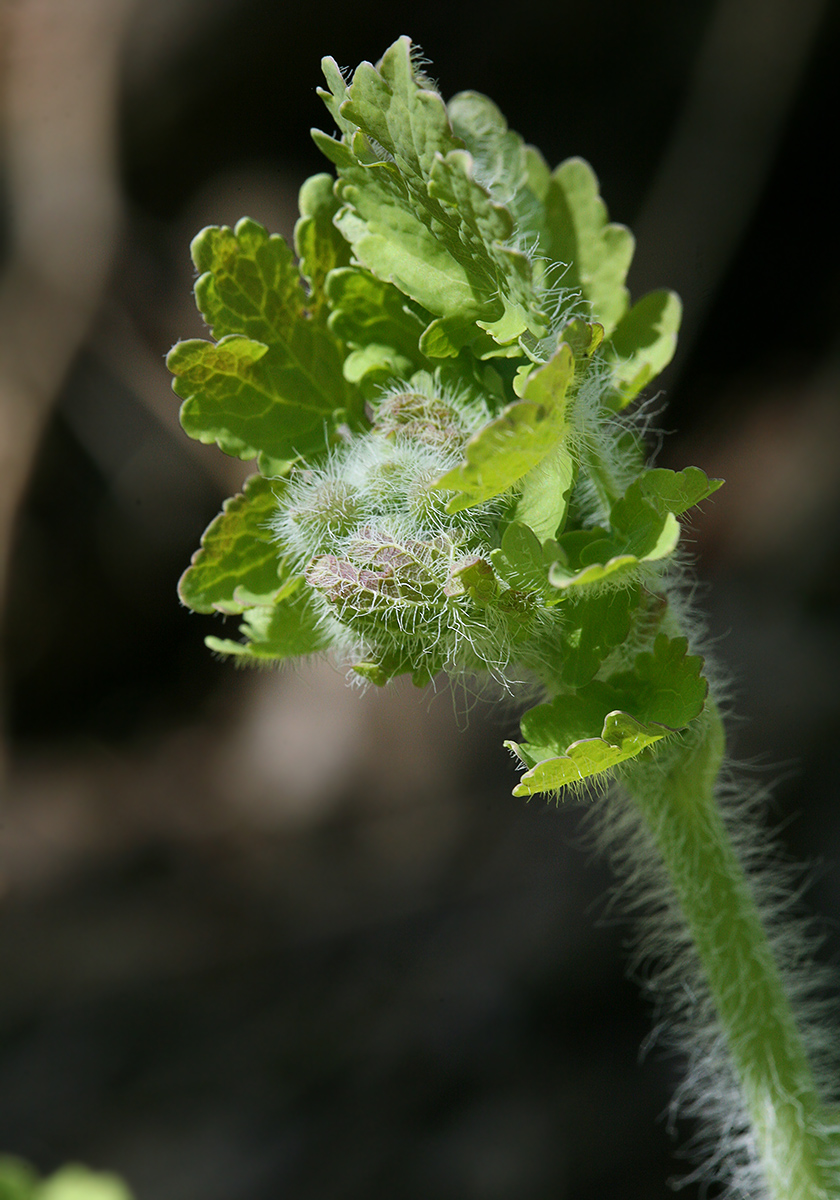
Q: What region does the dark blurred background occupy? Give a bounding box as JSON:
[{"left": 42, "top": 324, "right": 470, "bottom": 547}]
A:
[{"left": 1, "top": 1, "right": 839, "bottom": 1197}]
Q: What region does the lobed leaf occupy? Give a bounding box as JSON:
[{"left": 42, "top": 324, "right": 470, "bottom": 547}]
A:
[
  {"left": 446, "top": 91, "right": 529, "bottom": 210},
  {"left": 294, "top": 173, "right": 353, "bottom": 320},
  {"left": 169, "top": 217, "right": 361, "bottom": 472},
  {"left": 637, "top": 465, "right": 724, "bottom": 516},
  {"left": 548, "top": 466, "right": 722, "bottom": 589},
  {"left": 313, "top": 37, "right": 545, "bottom": 355},
  {"left": 205, "top": 590, "right": 329, "bottom": 663},
  {"left": 507, "top": 634, "right": 708, "bottom": 794},
  {"left": 434, "top": 343, "right": 575, "bottom": 511},
  {"left": 490, "top": 521, "right": 559, "bottom": 601},
  {"left": 606, "top": 289, "right": 682, "bottom": 408},
  {"left": 192, "top": 218, "right": 300, "bottom": 342},
  {"left": 558, "top": 586, "right": 640, "bottom": 688},
  {"left": 326, "top": 266, "right": 429, "bottom": 380},
  {"left": 532, "top": 157, "right": 634, "bottom": 338},
  {"left": 169, "top": 331, "right": 350, "bottom": 474},
  {"left": 178, "top": 474, "right": 293, "bottom": 615}
]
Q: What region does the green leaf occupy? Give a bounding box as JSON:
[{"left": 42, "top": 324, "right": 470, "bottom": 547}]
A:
[
  {"left": 611, "top": 466, "right": 722, "bottom": 556},
  {"left": 178, "top": 474, "right": 295, "bottom": 615},
  {"left": 37, "top": 1168, "right": 133, "bottom": 1200},
  {"left": 548, "top": 466, "right": 722, "bottom": 589},
  {"left": 548, "top": 550, "right": 651, "bottom": 591},
  {"left": 558, "top": 586, "right": 640, "bottom": 688},
  {"left": 294, "top": 173, "right": 353, "bottom": 319},
  {"left": 434, "top": 343, "right": 575, "bottom": 511},
  {"left": 638, "top": 465, "right": 724, "bottom": 516},
  {"left": 169, "top": 333, "right": 348, "bottom": 473},
  {"left": 490, "top": 521, "right": 560, "bottom": 601},
  {"left": 507, "top": 634, "right": 708, "bottom": 794},
  {"left": 313, "top": 37, "right": 544, "bottom": 353},
  {"left": 352, "top": 648, "right": 438, "bottom": 688},
  {"left": 607, "top": 289, "right": 682, "bottom": 407},
  {"left": 343, "top": 343, "right": 415, "bottom": 385},
  {"left": 316, "top": 54, "right": 356, "bottom": 136},
  {"left": 169, "top": 217, "right": 361, "bottom": 472},
  {"left": 192, "top": 218, "right": 301, "bottom": 343},
  {"left": 510, "top": 712, "right": 666, "bottom": 795},
  {"left": 446, "top": 91, "right": 529, "bottom": 207},
  {"left": 205, "top": 590, "right": 329, "bottom": 663},
  {"left": 514, "top": 443, "right": 576, "bottom": 541},
  {"left": 326, "top": 266, "right": 428, "bottom": 372},
  {"left": 0, "top": 1157, "right": 38, "bottom": 1200},
  {"left": 536, "top": 157, "right": 634, "bottom": 337}
]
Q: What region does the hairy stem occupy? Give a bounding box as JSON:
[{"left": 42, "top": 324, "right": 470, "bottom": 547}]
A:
[{"left": 623, "top": 706, "right": 838, "bottom": 1199}]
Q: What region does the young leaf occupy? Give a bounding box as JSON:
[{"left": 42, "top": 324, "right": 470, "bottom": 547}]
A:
[
  {"left": 637, "top": 465, "right": 724, "bottom": 515},
  {"left": 178, "top": 474, "right": 291, "bottom": 615},
  {"left": 294, "top": 173, "right": 353, "bottom": 319},
  {"left": 326, "top": 266, "right": 429, "bottom": 378},
  {"left": 169, "top": 334, "right": 346, "bottom": 474},
  {"left": 168, "top": 218, "right": 361, "bottom": 472},
  {"left": 490, "top": 521, "right": 560, "bottom": 601},
  {"left": 446, "top": 91, "right": 529, "bottom": 209},
  {"left": 558, "top": 586, "right": 640, "bottom": 688},
  {"left": 192, "top": 218, "right": 301, "bottom": 342},
  {"left": 312, "top": 37, "right": 545, "bottom": 354},
  {"left": 513, "top": 442, "right": 576, "bottom": 541},
  {"left": 536, "top": 157, "right": 634, "bottom": 337},
  {"left": 205, "top": 590, "right": 329, "bottom": 663},
  {"left": 507, "top": 634, "right": 708, "bottom": 794},
  {"left": 548, "top": 466, "right": 722, "bottom": 589},
  {"left": 434, "top": 343, "right": 575, "bottom": 512},
  {"left": 606, "top": 289, "right": 682, "bottom": 407}
]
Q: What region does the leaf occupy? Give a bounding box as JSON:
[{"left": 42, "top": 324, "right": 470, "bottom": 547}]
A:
[
  {"left": 178, "top": 474, "right": 294, "bottom": 615},
  {"left": 490, "top": 521, "right": 560, "bottom": 601},
  {"left": 434, "top": 343, "right": 575, "bottom": 511},
  {"left": 607, "top": 289, "right": 682, "bottom": 407},
  {"left": 343, "top": 343, "right": 416, "bottom": 385},
  {"left": 514, "top": 443, "right": 576, "bottom": 541},
  {"left": 638, "top": 466, "right": 724, "bottom": 516},
  {"left": 352, "top": 647, "right": 438, "bottom": 688},
  {"left": 312, "top": 37, "right": 545, "bottom": 353},
  {"left": 326, "top": 266, "right": 428, "bottom": 372},
  {"left": 537, "top": 157, "right": 634, "bottom": 337},
  {"left": 510, "top": 712, "right": 666, "bottom": 795},
  {"left": 548, "top": 466, "right": 722, "bottom": 589},
  {"left": 169, "top": 334, "right": 346, "bottom": 473},
  {"left": 548, "top": 551, "right": 652, "bottom": 591},
  {"left": 205, "top": 590, "right": 329, "bottom": 663},
  {"left": 506, "top": 634, "right": 708, "bottom": 794},
  {"left": 169, "top": 217, "right": 361, "bottom": 472},
  {"left": 192, "top": 218, "right": 301, "bottom": 342},
  {"left": 610, "top": 466, "right": 722, "bottom": 556},
  {"left": 558, "top": 586, "right": 640, "bottom": 688},
  {"left": 446, "top": 90, "right": 529, "bottom": 208},
  {"left": 294, "top": 173, "right": 353, "bottom": 319},
  {"left": 37, "top": 1166, "right": 134, "bottom": 1200}
]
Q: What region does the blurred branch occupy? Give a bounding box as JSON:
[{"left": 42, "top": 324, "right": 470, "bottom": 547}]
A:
[{"left": 0, "top": 0, "right": 135, "bottom": 775}]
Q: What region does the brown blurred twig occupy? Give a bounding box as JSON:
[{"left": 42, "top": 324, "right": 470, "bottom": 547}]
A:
[{"left": 0, "top": 0, "right": 135, "bottom": 777}]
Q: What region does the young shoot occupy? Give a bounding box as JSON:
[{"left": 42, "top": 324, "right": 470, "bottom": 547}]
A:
[{"left": 168, "top": 36, "right": 840, "bottom": 1199}]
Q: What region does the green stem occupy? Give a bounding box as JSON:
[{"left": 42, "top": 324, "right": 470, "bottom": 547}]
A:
[{"left": 623, "top": 706, "right": 837, "bottom": 1199}]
